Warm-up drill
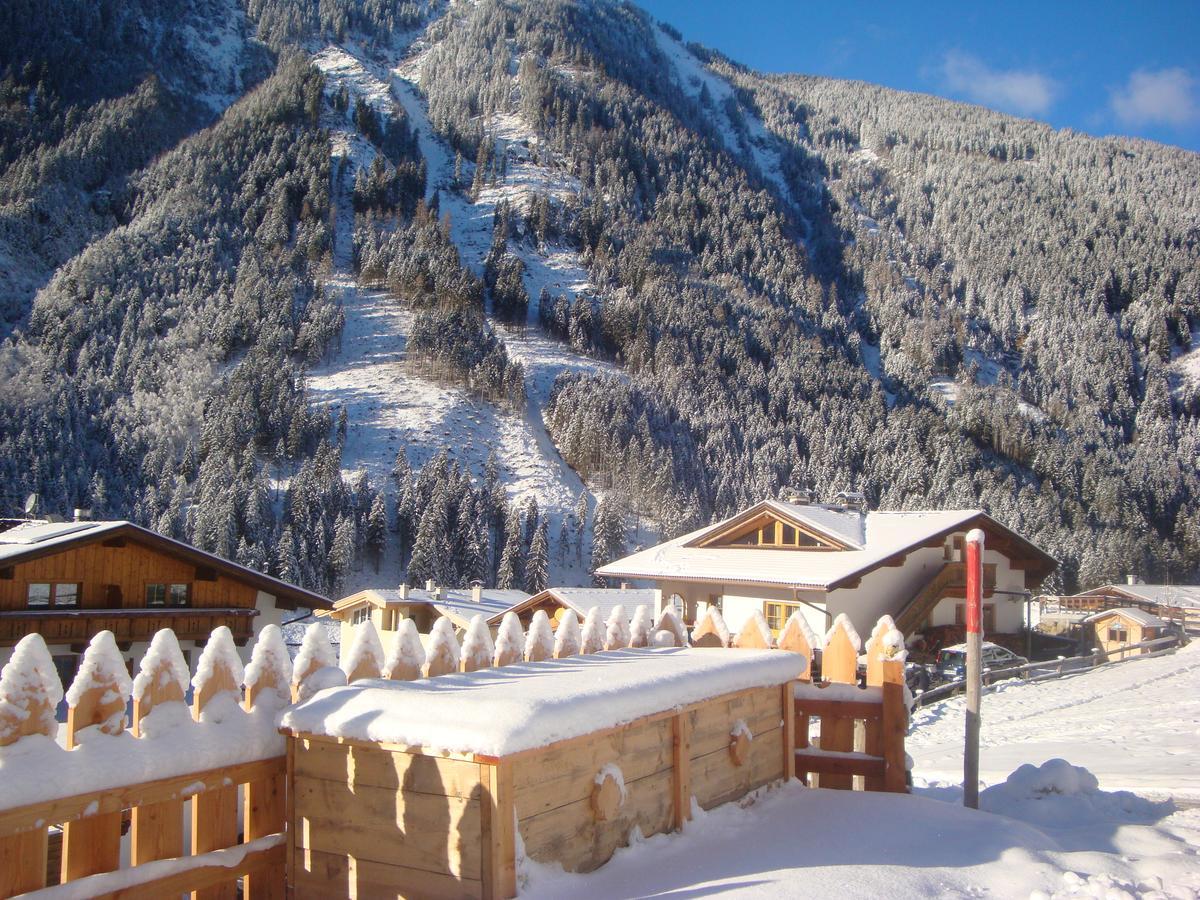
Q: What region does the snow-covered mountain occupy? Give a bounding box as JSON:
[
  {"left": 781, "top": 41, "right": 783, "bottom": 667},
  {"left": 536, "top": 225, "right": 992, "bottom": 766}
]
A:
[{"left": 1, "top": 0, "right": 1197, "bottom": 599}]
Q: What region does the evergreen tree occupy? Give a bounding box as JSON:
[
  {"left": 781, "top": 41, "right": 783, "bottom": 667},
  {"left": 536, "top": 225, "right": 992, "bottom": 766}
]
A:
[
  {"left": 525, "top": 519, "right": 549, "bottom": 593},
  {"left": 495, "top": 506, "right": 525, "bottom": 590},
  {"left": 366, "top": 493, "right": 388, "bottom": 573}
]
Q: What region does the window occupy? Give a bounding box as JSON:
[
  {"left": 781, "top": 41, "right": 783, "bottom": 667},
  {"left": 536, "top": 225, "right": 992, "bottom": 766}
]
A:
[
  {"left": 27, "top": 583, "right": 81, "bottom": 609},
  {"left": 708, "top": 593, "right": 723, "bottom": 612},
  {"left": 954, "top": 604, "right": 995, "bottom": 632},
  {"left": 1107, "top": 625, "right": 1128, "bottom": 643},
  {"left": 146, "top": 583, "right": 190, "bottom": 607},
  {"left": 351, "top": 607, "right": 371, "bottom": 626},
  {"left": 781, "top": 525, "right": 796, "bottom": 545},
  {"left": 763, "top": 601, "right": 800, "bottom": 634}
]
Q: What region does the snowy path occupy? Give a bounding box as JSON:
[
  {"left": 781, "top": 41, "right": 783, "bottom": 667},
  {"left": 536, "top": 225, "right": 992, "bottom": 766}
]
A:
[{"left": 909, "top": 640, "right": 1200, "bottom": 799}]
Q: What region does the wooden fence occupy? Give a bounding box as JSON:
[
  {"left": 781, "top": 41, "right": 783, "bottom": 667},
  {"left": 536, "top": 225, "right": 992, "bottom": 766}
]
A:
[
  {"left": 913, "top": 634, "right": 1181, "bottom": 709},
  {"left": 0, "top": 603, "right": 912, "bottom": 897},
  {"left": 691, "top": 607, "right": 910, "bottom": 793},
  {"left": 0, "top": 627, "right": 288, "bottom": 899}
]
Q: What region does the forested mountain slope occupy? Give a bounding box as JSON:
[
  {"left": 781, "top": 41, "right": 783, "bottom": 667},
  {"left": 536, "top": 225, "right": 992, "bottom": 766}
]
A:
[{"left": 0, "top": 0, "right": 1196, "bottom": 596}]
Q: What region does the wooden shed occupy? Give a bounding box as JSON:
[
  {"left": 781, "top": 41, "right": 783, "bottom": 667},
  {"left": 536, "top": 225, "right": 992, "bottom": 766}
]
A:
[
  {"left": 280, "top": 647, "right": 803, "bottom": 898},
  {"left": 1084, "top": 607, "right": 1167, "bottom": 660}
]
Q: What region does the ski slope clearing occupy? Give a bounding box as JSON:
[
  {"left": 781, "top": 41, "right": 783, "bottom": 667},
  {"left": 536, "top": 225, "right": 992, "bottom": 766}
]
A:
[
  {"left": 306, "top": 39, "right": 624, "bottom": 588},
  {"left": 909, "top": 640, "right": 1200, "bottom": 800},
  {"left": 522, "top": 779, "right": 1200, "bottom": 899}
]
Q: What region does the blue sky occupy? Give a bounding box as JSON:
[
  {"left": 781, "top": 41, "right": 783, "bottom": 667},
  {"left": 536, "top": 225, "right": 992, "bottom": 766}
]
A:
[{"left": 636, "top": 1, "right": 1200, "bottom": 152}]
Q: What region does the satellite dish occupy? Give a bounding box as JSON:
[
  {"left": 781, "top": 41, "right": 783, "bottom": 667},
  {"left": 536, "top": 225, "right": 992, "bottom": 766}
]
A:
[{"left": 24, "top": 493, "right": 38, "bottom": 516}]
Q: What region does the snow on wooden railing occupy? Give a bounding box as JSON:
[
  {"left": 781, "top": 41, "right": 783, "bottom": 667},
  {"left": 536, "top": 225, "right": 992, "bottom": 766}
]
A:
[{"left": 0, "top": 626, "right": 289, "bottom": 899}]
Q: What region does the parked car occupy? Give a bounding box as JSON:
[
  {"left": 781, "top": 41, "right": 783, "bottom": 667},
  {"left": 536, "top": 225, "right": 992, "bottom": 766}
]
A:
[{"left": 934, "top": 642, "right": 1028, "bottom": 683}]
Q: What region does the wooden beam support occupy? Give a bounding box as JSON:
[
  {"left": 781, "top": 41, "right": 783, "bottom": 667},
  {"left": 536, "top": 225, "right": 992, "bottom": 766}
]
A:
[{"left": 671, "top": 711, "right": 691, "bottom": 830}]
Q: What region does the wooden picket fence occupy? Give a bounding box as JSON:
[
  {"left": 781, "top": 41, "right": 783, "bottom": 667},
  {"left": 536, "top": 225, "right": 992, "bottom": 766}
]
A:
[
  {"left": 0, "top": 603, "right": 911, "bottom": 897},
  {"left": 690, "top": 607, "right": 910, "bottom": 793},
  {"left": 0, "top": 627, "right": 290, "bottom": 899}
]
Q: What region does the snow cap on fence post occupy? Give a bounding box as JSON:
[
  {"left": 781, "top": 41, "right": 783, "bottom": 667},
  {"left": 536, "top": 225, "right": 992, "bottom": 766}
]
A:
[
  {"left": 604, "top": 605, "right": 630, "bottom": 650},
  {"left": 342, "top": 620, "right": 386, "bottom": 682},
  {"left": 384, "top": 619, "right": 425, "bottom": 681},
  {"left": 691, "top": 607, "right": 731, "bottom": 648},
  {"left": 629, "top": 605, "right": 652, "bottom": 648},
  {"left": 243, "top": 624, "right": 293, "bottom": 710},
  {"left": 424, "top": 616, "right": 461, "bottom": 677},
  {"left": 580, "top": 607, "right": 605, "bottom": 654},
  {"left": 65, "top": 630, "right": 133, "bottom": 743},
  {"left": 132, "top": 628, "right": 190, "bottom": 731},
  {"left": 554, "top": 609, "right": 581, "bottom": 658},
  {"left": 494, "top": 611, "right": 525, "bottom": 667},
  {"left": 654, "top": 606, "right": 687, "bottom": 647},
  {"left": 293, "top": 622, "right": 338, "bottom": 698},
  {"left": 734, "top": 609, "right": 775, "bottom": 649},
  {"left": 525, "top": 610, "right": 554, "bottom": 662},
  {"left": 192, "top": 626, "right": 246, "bottom": 719},
  {"left": 0, "top": 633, "right": 63, "bottom": 745},
  {"left": 462, "top": 615, "right": 494, "bottom": 672}
]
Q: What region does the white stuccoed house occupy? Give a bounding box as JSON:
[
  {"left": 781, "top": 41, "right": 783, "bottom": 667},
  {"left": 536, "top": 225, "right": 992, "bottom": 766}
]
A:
[{"left": 596, "top": 494, "right": 1056, "bottom": 643}]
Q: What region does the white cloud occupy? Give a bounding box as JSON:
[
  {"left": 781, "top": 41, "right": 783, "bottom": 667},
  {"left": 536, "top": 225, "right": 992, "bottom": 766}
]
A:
[
  {"left": 1110, "top": 68, "right": 1200, "bottom": 128},
  {"left": 940, "top": 50, "right": 1058, "bottom": 117}
]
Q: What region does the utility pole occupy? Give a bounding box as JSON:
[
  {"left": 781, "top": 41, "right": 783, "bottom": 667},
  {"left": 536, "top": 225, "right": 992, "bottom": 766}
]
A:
[{"left": 964, "top": 528, "right": 985, "bottom": 809}]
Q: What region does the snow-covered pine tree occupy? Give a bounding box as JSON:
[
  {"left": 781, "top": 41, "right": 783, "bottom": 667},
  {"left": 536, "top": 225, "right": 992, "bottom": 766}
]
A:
[
  {"left": 525, "top": 519, "right": 549, "bottom": 593},
  {"left": 366, "top": 493, "right": 388, "bottom": 573},
  {"left": 496, "top": 505, "right": 525, "bottom": 590}
]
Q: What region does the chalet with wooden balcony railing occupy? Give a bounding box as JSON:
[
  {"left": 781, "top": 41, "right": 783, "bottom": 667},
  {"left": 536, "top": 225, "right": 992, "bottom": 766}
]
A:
[{"left": 0, "top": 519, "right": 329, "bottom": 680}]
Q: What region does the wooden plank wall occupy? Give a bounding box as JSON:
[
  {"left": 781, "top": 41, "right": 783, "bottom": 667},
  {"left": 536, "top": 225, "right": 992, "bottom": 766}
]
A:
[{"left": 0, "top": 540, "right": 258, "bottom": 612}]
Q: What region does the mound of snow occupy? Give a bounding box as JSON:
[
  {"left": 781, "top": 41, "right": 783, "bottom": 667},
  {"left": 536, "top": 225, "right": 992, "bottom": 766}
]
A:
[{"left": 981, "top": 759, "right": 1170, "bottom": 830}]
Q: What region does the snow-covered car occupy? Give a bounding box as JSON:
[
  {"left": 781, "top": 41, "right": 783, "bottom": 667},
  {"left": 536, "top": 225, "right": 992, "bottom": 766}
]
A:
[{"left": 934, "top": 643, "right": 1028, "bottom": 682}]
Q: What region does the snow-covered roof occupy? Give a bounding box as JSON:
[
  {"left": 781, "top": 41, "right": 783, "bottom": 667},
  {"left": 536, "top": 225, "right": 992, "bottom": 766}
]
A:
[
  {"left": 598, "top": 505, "right": 1054, "bottom": 591},
  {"left": 1088, "top": 584, "right": 1200, "bottom": 610},
  {"left": 544, "top": 587, "right": 658, "bottom": 622},
  {"left": 0, "top": 520, "right": 329, "bottom": 610},
  {"left": 329, "top": 587, "right": 531, "bottom": 627},
  {"left": 281, "top": 647, "right": 804, "bottom": 757},
  {"left": 1084, "top": 607, "right": 1167, "bottom": 628}
]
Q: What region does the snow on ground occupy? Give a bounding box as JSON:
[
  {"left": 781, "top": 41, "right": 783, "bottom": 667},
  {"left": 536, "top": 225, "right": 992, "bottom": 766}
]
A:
[
  {"left": 1171, "top": 326, "right": 1200, "bottom": 397},
  {"left": 523, "top": 644, "right": 1200, "bottom": 898},
  {"left": 523, "top": 780, "right": 1200, "bottom": 899},
  {"left": 909, "top": 640, "right": 1200, "bottom": 801},
  {"left": 176, "top": 0, "right": 258, "bottom": 113}
]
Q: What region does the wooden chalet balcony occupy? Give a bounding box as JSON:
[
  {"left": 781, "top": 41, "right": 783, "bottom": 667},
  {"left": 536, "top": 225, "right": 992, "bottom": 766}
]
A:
[
  {"left": 894, "top": 562, "right": 997, "bottom": 635},
  {"left": 0, "top": 607, "right": 257, "bottom": 648}
]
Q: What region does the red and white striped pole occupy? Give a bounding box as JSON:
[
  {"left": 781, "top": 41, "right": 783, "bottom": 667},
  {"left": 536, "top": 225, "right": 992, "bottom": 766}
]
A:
[{"left": 964, "top": 528, "right": 985, "bottom": 809}]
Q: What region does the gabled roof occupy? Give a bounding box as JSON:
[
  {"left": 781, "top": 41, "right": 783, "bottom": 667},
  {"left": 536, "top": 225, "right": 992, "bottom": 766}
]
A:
[
  {"left": 1084, "top": 607, "right": 1167, "bottom": 628},
  {"left": 597, "top": 505, "right": 1056, "bottom": 591},
  {"left": 0, "top": 520, "right": 329, "bottom": 610},
  {"left": 507, "top": 587, "right": 658, "bottom": 625},
  {"left": 326, "top": 586, "right": 531, "bottom": 627},
  {"left": 1081, "top": 584, "right": 1200, "bottom": 610}
]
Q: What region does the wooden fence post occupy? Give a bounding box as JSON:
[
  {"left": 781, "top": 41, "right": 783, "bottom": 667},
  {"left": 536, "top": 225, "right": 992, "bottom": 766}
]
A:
[
  {"left": 244, "top": 627, "right": 290, "bottom": 900},
  {"left": 818, "top": 616, "right": 860, "bottom": 789},
  {"left": 880, "top": 658, "right": 908, "bottom": 793},
  {"left": 671, "top": 711, "right": 692, "bottom": 830},
  {"left": 690, "top": 607, "right": 730, "bottom": 648},
  {"left": 0, "top": 635, "right": 61, "bottom": 896},
  {"left": 131, "top": 629, "right": 188, "bottom": 867},
  {"left": 777, "top": 612, "right": 817, "bottom": 681},
  {"left": 192, "top": 628, "right": 244, "bottom": 900},
  {"left": 61, "top": 631, "right": 131, "bottom": 884}
]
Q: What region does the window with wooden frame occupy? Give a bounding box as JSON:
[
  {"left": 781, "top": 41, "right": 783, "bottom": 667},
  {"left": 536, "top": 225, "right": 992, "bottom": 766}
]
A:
[
  {"left": 954, "top": 603, "right": 996, "bottom": 632},
  {"left": 146, "top": 583, "right": 191, "bottom": 608},
  {"left": 26, "top": 582, "right": 81, "bottom": 609},
  {"left": 696, "top": 512, "right": 843, "bottom": 551},
  {"left": 763, "top": 601, "right": 800, "bottom": 634},
  {"left": 351, "top": 606, "right": 371, "bottom": 626},
  {"left": 1106, "top": 624, "right": 1128, "bottom": 643}
]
